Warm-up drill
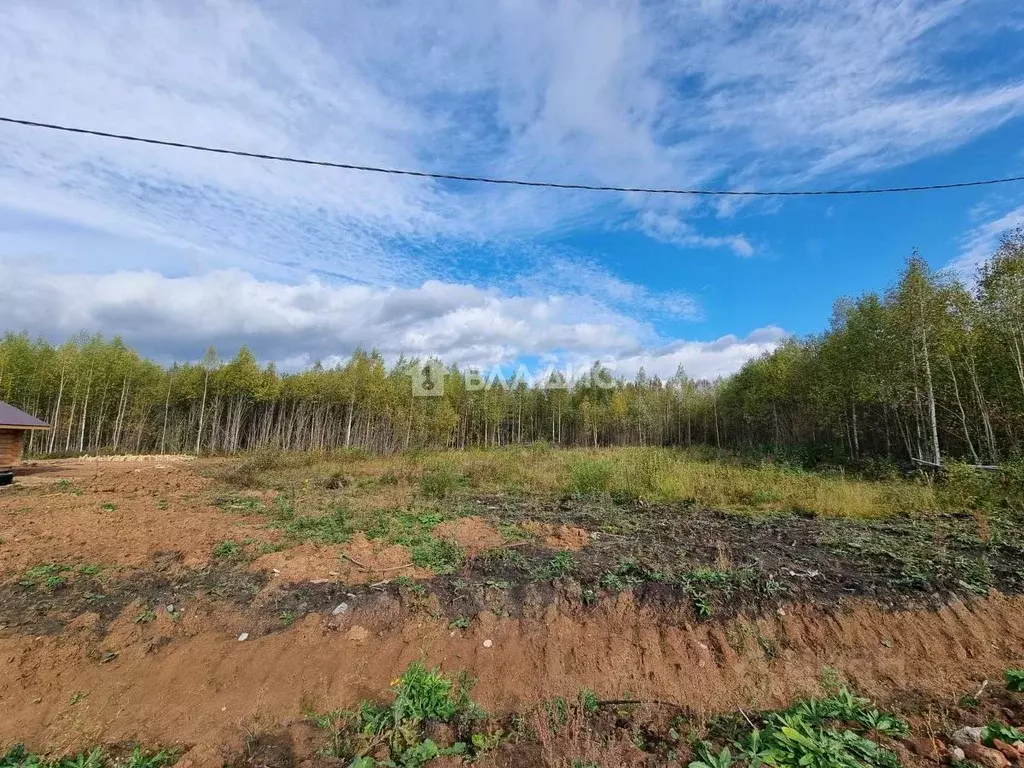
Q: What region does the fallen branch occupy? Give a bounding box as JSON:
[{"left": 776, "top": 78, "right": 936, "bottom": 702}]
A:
[
  {"left": 378, "top": 562, "right": 414, "bottom": 572},
  {"left": 343, "top": 553, "right": 414, "bottom": 573},
  {"left": 342, "top": 553, "right": 370, "bottom": 570}
]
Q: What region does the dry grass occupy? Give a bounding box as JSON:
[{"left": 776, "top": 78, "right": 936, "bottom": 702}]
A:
[{"left": 211, "top": 445, "right": 936, "bottom": 520}]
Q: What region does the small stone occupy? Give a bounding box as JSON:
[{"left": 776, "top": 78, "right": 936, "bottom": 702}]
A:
[
  {"left": 347, "top": 625, "right": 368, "bottom": 643},
  {"left": 1013, "top": 741, "right": 1024, "bottom": 755},
  {"left": 483, "top": 639, "right": 493, "bottom": 648},
  {"left": 777, "top": 607, "right": 786, "bottom": 617},
  {"left": 166, "top": 605, "right": 175, "bottom": 613},
  {"left": 951, "top": 726, "right": 985, "bottom": 747},
  {"left": 332, "top": 602, "right": 349, "bottom": 616},
  {"left": 903, "top": 736, "right": 947, "bottom": 762},
  {"left": 347, "top": 593, "right": 357, "bottom": 598},
  {"left": 237, "top": 632, "right": 249, "bottom": 642},
  {"left": 963, "top": 742, "right": 1011, "bottom": 768},
  {"left": 991, "top": 740, "right": 1021, "bottom": 763},
  {"left": 272, "top": 568, "right": 280, "bottom": 574},
  {"left": 949, "top": 746, "right": 965, "bottom": 762},
  {"left": 328, "top": 571, "right": 339, "bottom": 576}
]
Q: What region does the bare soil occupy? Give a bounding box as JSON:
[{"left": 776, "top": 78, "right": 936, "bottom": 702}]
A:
[
  {"left": 0, "top": 459, "right": 280, "bottom": 576},
  {"left": 2, "top": 458, "right": 1024, "bottom": 766}
]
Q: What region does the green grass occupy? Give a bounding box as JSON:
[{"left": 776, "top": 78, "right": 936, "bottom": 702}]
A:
[
  {"left": 0, "top": 745, "right": 177, "bottom": 767},
  {"left": 409, "top": 537, "right": 464, "bottom": 574},
  {"left": 212, "top": 540, "right": 240, "bottom": 558},
  {"left": 216, "top": 446, "right": 939, "bottom": 520}
]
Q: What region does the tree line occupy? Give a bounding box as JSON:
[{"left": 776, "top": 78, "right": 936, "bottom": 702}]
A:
[{"left": 1, "top": 229, "right": 1022, "bottom": 464}]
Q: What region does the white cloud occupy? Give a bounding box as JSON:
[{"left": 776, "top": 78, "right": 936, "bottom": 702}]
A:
[
  {"left": 0, "top": 0, "right": 1021, "bottom": 373},
  {"left": 1, "top": 0, "right": 1020, "bottom": 278},
  {"left": 609, "top": 327, "right": 789, "bottom": 382},
  {"left": 0, "top": 265, "right": 771, "bottom": 379},
  {"left": 638, "top": 211, "right": 755, "bottom": 257},
  {"left": 951, "top": 201, "right": 1024, "bottom": 276}
]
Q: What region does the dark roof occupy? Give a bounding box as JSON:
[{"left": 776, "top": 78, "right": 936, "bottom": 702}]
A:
[{"left": 0, "top": 401, "right": 50, "bottom": 430}]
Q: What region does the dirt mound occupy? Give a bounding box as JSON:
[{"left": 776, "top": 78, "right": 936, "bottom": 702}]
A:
[
  {"left": 250, "top": 534, "right": 433, "bottom": 585},
  {"left": 522, "top": 521, "right": 590, "bottom": 551},
  {"left": 434, "top": 516, "right": 505, "bottom": 554},
  {"left": 5, "top": 591, "right": 1024, "bottom": 756},
  {"left": 250, "top": 542, "right": 348, "bottom": 583}
]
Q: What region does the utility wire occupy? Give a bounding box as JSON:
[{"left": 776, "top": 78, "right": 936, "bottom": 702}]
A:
[{"left": 2, "top": 115, "right": 1023, "bottom": 197}]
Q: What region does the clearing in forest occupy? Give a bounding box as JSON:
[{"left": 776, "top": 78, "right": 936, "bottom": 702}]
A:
[{"left": 2, "top": 447, "right": 1024, "bottom": 767}]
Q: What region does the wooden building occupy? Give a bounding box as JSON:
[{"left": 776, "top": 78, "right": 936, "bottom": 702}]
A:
[{"left": 0, "top": 401, "right": 50, "bottom": 473}]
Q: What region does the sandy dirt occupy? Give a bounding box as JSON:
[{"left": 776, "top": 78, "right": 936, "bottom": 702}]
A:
[
  {"left": 249, "top": 535, "right": 433, "bottom": 585},
  {"left": 433, "top": 516, "right": 506, "bottom": 554},
  {"left": 0, "top": 458, "right": 279, "bottom": 577},
  {"left": 3, "top": 592, "right": 1024, "bottom": 757},
  {"left": 520, "top": 521, "right": 591, "bottom": 551}
]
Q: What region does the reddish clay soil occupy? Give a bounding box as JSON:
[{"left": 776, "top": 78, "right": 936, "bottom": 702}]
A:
[
  {"left": 250, "top": 534, "right": 433, "bottom": 585},
  {"left": 521, "top": 521, "right": 591, "bottom": 551},
  {"left": 3, "top": 590, "right": 1024, "bottom": 760},
  {"left": 0, "top": 458, "right": 280, "bottom": 578},
  {"left": 433, "top": 516, "right": 506, "bottom": 554}
]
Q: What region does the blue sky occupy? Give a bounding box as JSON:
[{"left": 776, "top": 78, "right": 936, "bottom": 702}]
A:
[{"left": 1, "top": 0, "right": 1023, "bottom": 379}]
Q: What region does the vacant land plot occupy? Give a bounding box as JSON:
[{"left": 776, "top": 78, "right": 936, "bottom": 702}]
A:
[{"left": 2, "top": 448, "right": 1024, "bottom": 767}]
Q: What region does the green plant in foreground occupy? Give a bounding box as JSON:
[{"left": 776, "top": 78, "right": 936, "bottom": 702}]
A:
[
  {"left": 19, "top": 563, "right": 73, "bottom": 590},
  {"left": 536, "top": 551, "right": 576, "bottom": 580},
  {"left": 688, "top": 688, "right": 904, "bottom": 768},
  {"left": 983, "top": 720, "right": 1024, "bottom": 746},
  {"left": 133, "top": 608, "right": 156, "bottom": 624},
  {"left": 1006, "top": 668, "right": 1024, "bottom": 692},
  {"left": 0, "top": 745, "right": 176, "bottom": 768},
  {"left": 312, "top": 662, "right": 484, "bottom": 767},
  {"left": 578, "top": 688, "right": 598, "bottom": 714},
  {"left": 212, "top": 540, "right": 240, "bottom": 558},
  {"left": 689, "top": 744, "right": 733, "bottom": 768}
]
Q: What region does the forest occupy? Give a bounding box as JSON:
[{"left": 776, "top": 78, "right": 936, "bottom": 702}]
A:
[{"left": 1, "top": 229, "right": 1022, "bottom": 466}]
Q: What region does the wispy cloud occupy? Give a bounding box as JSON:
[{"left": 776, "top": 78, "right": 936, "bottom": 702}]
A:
[
  {"left": 637, "top": 211, "right": 755, "bottom": 257},
  {"left": 1, "top": 0, "right": 1020, "bottom": 275},
  {"left": 951, "top": 200, "right": 1024, "bottom": 276}
]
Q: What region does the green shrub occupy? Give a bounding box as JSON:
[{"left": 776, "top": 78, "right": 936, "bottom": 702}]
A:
[
  {"left": 1007, "top": 668, "right": 1024, "bottom": 692},
  {"left": 419, "top": 465, "right": 468, "bottom": 499},
  {"left": 312, "top": 662, "right": 483, "bottom": 766},
  {"left": 566, "top": 459, "right": 614, "bottom": 496}
]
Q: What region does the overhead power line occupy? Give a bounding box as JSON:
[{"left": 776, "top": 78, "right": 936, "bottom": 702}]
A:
[{"left": 2, "top": 114, "right": 1023, "bottom": 197}]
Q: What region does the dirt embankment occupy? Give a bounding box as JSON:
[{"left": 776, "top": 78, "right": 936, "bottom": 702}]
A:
[{"left": 3, "top": 591, "right": 1024, "bottom": 758}]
